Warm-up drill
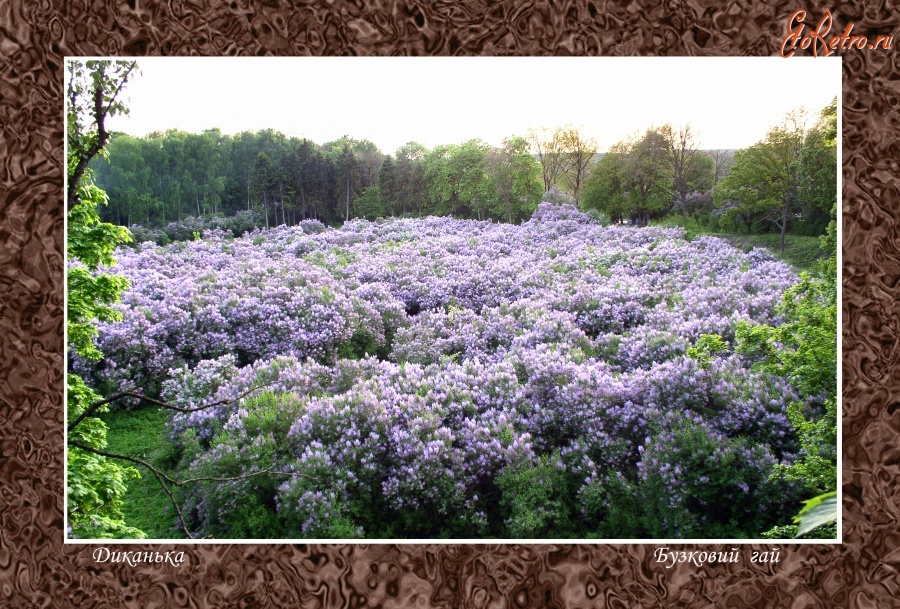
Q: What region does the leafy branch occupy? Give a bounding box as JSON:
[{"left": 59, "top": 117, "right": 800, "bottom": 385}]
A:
[
  {"left": 67, "top": 60, "right": 137, "bottom": 212},
  {"left": 67, "top": 381, "right": 275, "bottom": 433},
  {"left": 68, "top": 438, "right": 314, "bottom": 539},
  {"left": 68, "top": 380, "right": 297, "bottom": 538}
]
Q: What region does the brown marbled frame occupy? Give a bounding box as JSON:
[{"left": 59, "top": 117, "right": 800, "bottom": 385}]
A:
[{"left": 1, "top": 1, "right": 894, "bottom": 606}]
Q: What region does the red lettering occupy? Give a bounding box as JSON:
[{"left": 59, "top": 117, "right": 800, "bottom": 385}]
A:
[
  {"left": 781, "top": 10, "right": 807, "bottom": 58},
  {"left": 838, "top": 24, "right": 855, "bottom": 48},
  {"left": 783, "top": 8, "right": 888, "bottom": 57},
  {"left": 810, "top": 9, "right": 834, "bottom": 57}
]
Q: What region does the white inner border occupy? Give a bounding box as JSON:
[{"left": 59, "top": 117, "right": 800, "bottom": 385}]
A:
[{"left": 63, "top": 56, "right": 843, "bottom": 546}]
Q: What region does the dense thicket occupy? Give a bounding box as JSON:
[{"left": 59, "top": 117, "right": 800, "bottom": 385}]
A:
[{"left": 76, "top": 205, "right": 823, "bottom": 539}]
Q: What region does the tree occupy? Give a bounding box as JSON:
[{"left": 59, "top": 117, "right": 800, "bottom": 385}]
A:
[
  {"left": 183, "top": 130, "right": 228, "bottom": 217},
  {"left": 714, "top": 121, "right": 805, "bottom": 255},
  {"left": 425, "top": 140, "right": 494, "bottom": 219},
  {"left": 338, "top": 143, "right": 356, "bottom": 223},
  {"left": 395, "top": 142, "right": 428, "bottom": 216},
  {"left": 322, "top": 136, "right": 385, "bottom": 223},
  {"left": 424, "top": 144, "right": 460, "bottom": 217},
  {"left": 67, "top": 59, "right": 143, "bottom": 538},
  {"left": 93, "top": 134, "right": 155, "bottom": 226},
  {"left": 229, "top": 131, "right": 262, "bottom": 213},
  {"left": 353, "top": 185, "right": 386, "bottom": 220},
  {"left": 486, "top": 136, "right": 543, "bottom": 223},
  {"left": 377, "top": 155, "right": 399, "bottom": 216},
  {"left": 527, "top": 127, "right": 569, "bottom": 193},
  {"left": 582, "top": 148, "right": 630, "bottom": 224},
  {"left": 251, "top": 151, "right": 276, "bottom": 229},
  {"left": 624, "top": 129, "right": 673, "bottom": 225},
  {"left": 67, "top": 60, "right": 137, "bottom": 213},
  {"left": 659, "top": 124, "right": 714, "bottom": 217},
  {"left": 283, "top": 138, "right": 326, "bottom": 222},
  {"left": 710, "top": 149, "right": 734, "bottom": 187},
  {"left": 557, "top": 126, "right": 597, "bottom": 208},
  {"left": 582, "top": 130, "right": 672, "bottom": 226},
  {"left": 796, "top": 99, "right": 838, "bottom": 237}
]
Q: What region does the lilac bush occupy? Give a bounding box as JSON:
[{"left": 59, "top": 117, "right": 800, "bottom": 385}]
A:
[{"left": 78, "top": 203, "right": 806, "bottom": 538}]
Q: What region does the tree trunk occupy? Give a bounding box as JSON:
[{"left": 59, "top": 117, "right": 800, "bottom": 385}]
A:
[
  {"left": 345, "top": 176, "right": 350, "bottom": 223},
  {"left": 780, "top": 200, "right": 788, "bottom": 258},
  {"left": 300, "top": 186, "right": 306, "bottom": 220}
]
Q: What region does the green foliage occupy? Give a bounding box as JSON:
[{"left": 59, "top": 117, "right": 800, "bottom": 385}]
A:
[
  {"left": 180, "top": 391, "right": 304, "bottom": 538},
  {"left": 425, "top": 140, "right": 496, "bottom": 218},
  {"left": 67, "top": 60, "right": 137, "bottom": 206},
  {"left": 737, "top": 273, "right": 836, "bottom": 405},
  {"left": 686, "top": 334, "right": 729, "bottom": 369},
  {"left": 67, "top": 375, "right": 145, "bottom": 538},
  {"left": 711, "top": 104, "right": 835, "bottom": 250},
  {"left": 66, "top": 59, "right": 141, "bottom": 538},
  {"left": 100, "top": 405, "right": 180, "bottom": 537},
  {"left": 582, "top": 151, "right": 630, "bottom": 222},
  {"left": 580, "top": 474, "right": 645, "bottom": 539},
  {"left": 638, "top": 416, "right": 793, "bottom": 539},
  {"left": 497, "top": 453, "right": 574, "bottom": 538},
  {"left": 582, "top": 130, "right": 673, "bottom": 225},
  {"left": 794, "top": 101, "right": 838, "bottom": 237},
  {"left": 67, "top": 176, "right": 132, "bottom": 360},
  {"left": 737, "top": 283, "right": 837, "bottom": 500},
  {"left": 487, "top": 136, "right": 543, "bottom": 223},
  {"left": 714, "top": 126, "right": 803, "bottom": 238},
  {"left": 794, "top": 491, "right": 837, "bottom": 537},
  {"left": 352, "top": 185, "right": 386, "bottom": 220},
  {"left": 735, "top": 198, "right": 837, "bottom": 536},
  {"left": 338, "top": 326, "right": 383, "bottom": 360}
]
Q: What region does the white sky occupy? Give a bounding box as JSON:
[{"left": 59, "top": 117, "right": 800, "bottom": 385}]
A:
[{"left": 100, "top": 57, "right": 840, "bottom": 154}]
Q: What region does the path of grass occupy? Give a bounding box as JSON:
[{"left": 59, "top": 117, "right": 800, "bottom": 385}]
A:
[
  {"left": 651, "top": 216, "right": 827, "bottom": 274},
  {"left": 717, "top": 233, "right": 825, "bottom": 275},
  {"left": 100, "top": 407, "right": 185, "bottom": 539}
]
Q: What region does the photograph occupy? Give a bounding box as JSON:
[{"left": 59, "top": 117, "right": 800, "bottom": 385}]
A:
[
  {"left": 65, "top": 56, "right": 839, "bottom": 542},
  {"left": 6, "top": 2, "right": 895, "bottom": 605}
]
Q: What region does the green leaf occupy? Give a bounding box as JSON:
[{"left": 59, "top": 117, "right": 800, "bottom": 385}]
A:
[{"left": 794, "top": 491, "right": 837, "bottom": 537}]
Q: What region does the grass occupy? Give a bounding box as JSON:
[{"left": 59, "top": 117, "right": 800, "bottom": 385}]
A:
[
  {"left": 100, "top": 406, "right": 185, "bottom": 539},
  {"left": 651, "top": 215, "right": 827, "bottom": 275},
  {"left": 716, "top": 233, "right": 825, "bottom": 274}
]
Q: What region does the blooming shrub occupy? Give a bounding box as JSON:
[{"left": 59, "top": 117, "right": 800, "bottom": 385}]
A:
[
  {"left": 633, "top": 412, "right": 801, "bottom": 538},
  {"left": 81, "top": 203, "right": 810, "bottom": 538}
]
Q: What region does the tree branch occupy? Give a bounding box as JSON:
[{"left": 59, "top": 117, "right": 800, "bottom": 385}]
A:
[
  {"left": 144, "top": 465, "right": 195, "bottom": 538},
  {"left": 68, "top": 439, "right": 316, "bottom": 538},
  {"left": 67, "top": 61, "right": 137, "bottom": 212},
  {"left": 68, "top": 381, "right": 274, "bottom": 433}
]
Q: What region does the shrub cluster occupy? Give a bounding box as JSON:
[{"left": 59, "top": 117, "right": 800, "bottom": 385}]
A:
[{"left": 78, "top": 203, "right": 807, "bottom": 538}]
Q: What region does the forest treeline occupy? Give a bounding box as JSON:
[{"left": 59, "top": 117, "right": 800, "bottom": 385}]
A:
[
  {"left": 92, "top": 101, "right": 835, "bottom": 249},
  {"left": 92, "top": 130, "right": 546, "bottom": 230}
]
